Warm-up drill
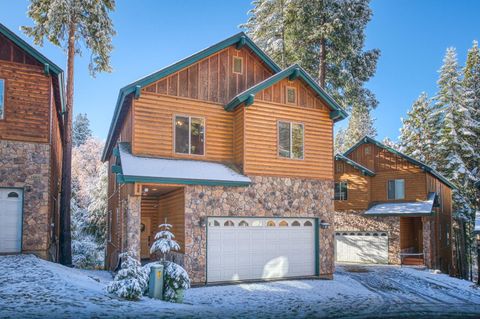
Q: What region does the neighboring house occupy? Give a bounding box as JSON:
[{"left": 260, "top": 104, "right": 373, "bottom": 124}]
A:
[
  {"left": 102, "top": 32, "right": 347, "bottom": 284},
  {"left": 0, "top": 23, "right": 65, "bottom": 261},
  {"left": 334, "top": 136, "right": 455, "bottom": 274}
]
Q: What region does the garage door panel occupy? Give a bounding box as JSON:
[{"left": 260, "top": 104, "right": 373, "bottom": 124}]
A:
[
  {"left": 207, "top": 217, "right": 316, "bottom": 282},
  {"left": 335, "top": 232, "right": 388, "bottom": 264},
  {"left": 0, "top": 189, "right": 23, "bottom": 253}
]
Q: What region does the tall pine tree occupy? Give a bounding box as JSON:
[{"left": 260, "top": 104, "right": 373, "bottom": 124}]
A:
[
  {"left": 341, "top": 105, "right": 376, "bottom": 152},
  {"left": 73, "top": 113, "right": 92, "bottom": 147}
]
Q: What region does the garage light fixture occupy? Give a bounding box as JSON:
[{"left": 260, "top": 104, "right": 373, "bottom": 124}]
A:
[{"left": 319, "top": 220, "right": 330, "bottom": 229}]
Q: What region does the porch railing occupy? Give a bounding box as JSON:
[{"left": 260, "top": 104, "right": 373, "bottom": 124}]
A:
[{"left": 400, "top": 252, "right": 425, "bottom": 267}]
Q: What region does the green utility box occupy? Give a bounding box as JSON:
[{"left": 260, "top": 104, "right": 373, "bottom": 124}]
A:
[{"left": 148, "top": 264, "right": 164, "bottom": 300}]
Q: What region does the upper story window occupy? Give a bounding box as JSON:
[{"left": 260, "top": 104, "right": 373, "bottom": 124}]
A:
[
  {"left": 286, "top": 86, "right": 297, "bottom": 104},
  {"left": 387, "top": 179, "right": 405, "bottom": 200},
  {"left": 334, "top": 182, "right": 348, "bottom": 200},
  {"left": 0, "top": 79, "right": 5, "bottom": 119},
  {"left": 233, "top": 56, "right": 243, "bottom": 74},
  {"left": 278, "top": 121, "right": 304, "bottom": 159},
  {"left": 174, "top": 115, "right": 205, "bottom": 155}
]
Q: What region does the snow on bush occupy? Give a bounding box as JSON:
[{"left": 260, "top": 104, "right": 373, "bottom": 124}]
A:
[
  {"left": 143, "top": 261, "right": 190, "bottom": 302},
  {"left": 72, "top": 236, "right": 103, "bottom": 269},
  {"left": 106, "top": 252, "right": 148, "bottom": 300},
  {"left": 150, "top": 223, "right": 180, "bottom": 258}
]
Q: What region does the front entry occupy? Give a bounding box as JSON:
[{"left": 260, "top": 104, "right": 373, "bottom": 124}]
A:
[
  {"left": 0, "top": 189, "right": 23, "bottom": 253},
  {"left": 140, "top": 217, "right": 151, "bottom": 259},
  {"left": 206, "top": 217, "right": 316, "bottom": 283}
]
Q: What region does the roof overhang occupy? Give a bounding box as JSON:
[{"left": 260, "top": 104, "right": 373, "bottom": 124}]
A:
[
  {"left": 364, "top": 192, "right": 437, "bottom": 217},
  {"left": 344, "top": 136, "right": 456, "bottom": 189},
  {"left": 224, "top": 64, "right": 348, "bottom": 122},
  {"left": 335, "top": 153, "right": 375, "bottom": 176},
  {"left": 0, "top": 23, "right": 66, "bottom": 113},
  {"left": 114, "top": 143, "right": 251, "bottom": 187},
  {"left": 101, "top": 32, "right": 281, "bottom": 161}
]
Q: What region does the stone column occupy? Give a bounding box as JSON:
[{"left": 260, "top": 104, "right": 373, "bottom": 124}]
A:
[
  {"left": 422, "top": 216, "right": 433, "bottom": 268},
  {"left": 126, "top": 195, "right": 141, "bottom": 259}
]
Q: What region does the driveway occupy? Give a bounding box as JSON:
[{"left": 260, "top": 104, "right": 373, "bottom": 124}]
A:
[{"left": 1, "top": 255, "right": 479, "bottom": 318}]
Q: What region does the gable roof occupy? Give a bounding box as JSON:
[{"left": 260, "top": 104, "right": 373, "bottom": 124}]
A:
[
  {"left": 0, "top": 23, "right": 65, "bottom": 112},
  {"left": 102, "top": 32, "right": 282, "bottom": 161},
  {"left": 224, "top": 64, "right": 348, "bottom": 122},
  {"left": 335, "top": 153, "right": 375, "bottom": 176},
  {"left": 343, "top": 136, "right": 456, "bottom": 189}
]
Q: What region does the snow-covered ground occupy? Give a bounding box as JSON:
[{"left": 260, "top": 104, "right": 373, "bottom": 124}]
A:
[{"left": 1, "top": 255, "right": 480, "bottom": 318}]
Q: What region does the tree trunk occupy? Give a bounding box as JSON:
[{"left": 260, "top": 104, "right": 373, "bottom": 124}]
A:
[
  {"left": 280, "top": 0, "right": 286, "bottom": 68},
  {"left": 318, "top": 38, "right": 326, "bottom": 88},
  {"left": 59, "top": 20, "right": 75, "bottom": 266}
]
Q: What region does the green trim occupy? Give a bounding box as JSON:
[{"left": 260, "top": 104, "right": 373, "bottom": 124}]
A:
[
  {"left": 236, "top": 36, "right": 246, "bottom": 50},
  {"left": 224, "top": 64, "right": 348, "bottom": 123},
  {"left": 101, "top": 32, "right": 281, "bottom": 161},
  {"left": 134, "top": 85, "right": 141, "bottom": 99},
  {"left": 111, "top": 165, "right": 122, "bottom": 174},
  {"left": 0, "top": 23, "right": 66, "bottom": 115},
  {"left": 335, "top": 154, "right": 375, "bottom": 176},
  {"left": 112, "top": 147, "right": 120, "bottom": 157},
  {"left": 315, "top": 218, "right": 320, "bottom": 276},
  {"left": 245, "top": 94, "right": 254, "bottom": 107},
  {"left": 343, "top": 136, "right": 456, "bottom": 189},
  {"left": 119, "top": 174, "right": 251, "bottom": 187}
]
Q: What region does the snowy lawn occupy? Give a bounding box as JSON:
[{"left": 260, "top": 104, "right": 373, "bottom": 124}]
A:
[{"left": 1, "top": 255, "right": 480, "bottom": 318}]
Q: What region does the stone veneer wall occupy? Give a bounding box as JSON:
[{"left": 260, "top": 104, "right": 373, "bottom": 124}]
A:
[
  {"left": 0, "top": 140, "right": 51, "bottom": 258},
  {"left": 183, "top": 176, "right": 335, "bottom": 284},
  {"left": 334, "top": 210, "right": 401, "bottom": 264}
]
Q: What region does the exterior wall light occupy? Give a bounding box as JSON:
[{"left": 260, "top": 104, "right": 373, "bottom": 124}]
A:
[{"left": 319, "top": 220, "right": 330, "bottom": 229}]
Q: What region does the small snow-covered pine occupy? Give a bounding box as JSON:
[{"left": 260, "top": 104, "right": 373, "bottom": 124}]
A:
[
  {"left": 106, "top": 252, "right": 148, "bottom": 300},
  {"left": 150, "top": 224, "right": 181, "bottom": 258}
]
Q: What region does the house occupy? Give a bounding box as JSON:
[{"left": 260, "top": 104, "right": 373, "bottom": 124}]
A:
[
  {"left": 0, "top": 23, "right": 65, "bottom": 261},
  {"left": 333, "top": 136, "right": 455, "bottom": 274},
  {"left": 102, "top": 32, "right": 347, "bottom": 284}
]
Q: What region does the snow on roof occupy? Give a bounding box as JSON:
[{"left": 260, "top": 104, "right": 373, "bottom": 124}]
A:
[
  {"left": 475, "top": 211, "right": 480, "bottom": 234},
  {"left": 364, "top": 193, "right": 436, "bottom": 216},
  {"left": 118, "top": 143, "right": 251, "bottom": 186}
]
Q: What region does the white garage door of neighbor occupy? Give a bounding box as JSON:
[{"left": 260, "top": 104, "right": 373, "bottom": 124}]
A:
[
  {"left": 335, "top": 231, "right": 388, "bottom": 264},
  {"left": 0, "top": 189, "right": 23, "bottom": 253},
  {"left": 207, "top": 217, "right": 316, "bottom": 282}
]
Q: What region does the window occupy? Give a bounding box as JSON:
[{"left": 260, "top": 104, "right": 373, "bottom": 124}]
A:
[
  {"left": 0, "top": 79, "right": 4, "bottom": 119},
  {"left": 233, "top": 56, "right": 243, "bottom": 74},
  {"left": 279, "top": 220, "right": 288, "bottom": 227},
  {"left": 387, "top": 179, "right": 405, "bottom": 200},
  {"left": 224, "top": 220, "right": 234, "bottom": 227},
  {"left": 291, "top": 220, "right": 301, "bottom": 226},
  {"left": 267, "top": 220, "right": 276, "bottom": 227},
  {"left": 304, "top": 221, "right": 312, "bottom": 226},
  {"left": 7, "top": 191, "right": 19, "bottom": 198},
  {"left": 239, "top": 220, "right": 248, "bottom": 227},
  {"left": 365, "top": 146, "right": 371, "bottom": 155},
  {"left": 334, "top": 182, "right": 348, "bottom": 200},
  {"left": 209, "top": 220, "right": 220, "bottom": 227},
  {"left": 286, "top": 86, "right": 296, "bottom": 104},
  {"left": 278, "top": 121, "right": 304, "bottom": 159},
  {"left": 175, "top": 115, "right": 205, "bottom": 155}
]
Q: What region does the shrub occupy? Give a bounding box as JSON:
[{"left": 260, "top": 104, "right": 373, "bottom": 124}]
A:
[{"left": 106, "top": 252, "right": 148, "bottom": 300}]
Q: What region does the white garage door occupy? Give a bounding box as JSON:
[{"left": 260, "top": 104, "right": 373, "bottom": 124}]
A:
[
  {"left": 335, "top": 231, "right": 388, "bottom": 264},
  {"left": 0, "top": 189, "right": 23, "bottom": 253},
  {"left": 207, "top": 217, "right": 316, "bottom": 282}
]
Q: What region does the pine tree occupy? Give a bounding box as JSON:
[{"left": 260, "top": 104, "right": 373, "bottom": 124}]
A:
[
  {"left": 107, "top": 252, "right": 149, "bottom": 300},
  {"left": 23, "top": 0, "right": 116, "bottom": 265},
  {"left": 399, "top": 93, "right": 437, "bottom": 165},
  {"left": 334, "top": 128, "right": 346, "bottom": 154},
  {"left": 342, "top": 105, "right": 377, "bottom": 151},
  {"left": 381, "top": 137, "right": 398, "bottom": 150},
  {"left": 150, "top": 224, "right": 181, "bottom": 260},
  {"left": 72, "top": 113, "right": 92, "bottom": 147}
]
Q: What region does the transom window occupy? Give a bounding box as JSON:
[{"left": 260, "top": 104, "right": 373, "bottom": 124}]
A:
[
  {"left": 0, "top": 79, "right": 4, "bottom": 119},
  {"left": 174, "top": 115, "right": 205, "bottom": 155},
  {"left": 334, "top": 182, "right": 348, "bottom": 201},
  {"left": 7, "top": 191, "right": 19, "bottom": 198},
  {"left": 387, "top": 179, "right": 405, "bottom": 200},
  {"left": 278, "top": 121, "right": 304, "bottom": 159},
  {"left": 286, "top": 86, "right": 297, "bottom": 104},
  {"left": 233, "top": 56, "right": 243, "bottom": 74}
]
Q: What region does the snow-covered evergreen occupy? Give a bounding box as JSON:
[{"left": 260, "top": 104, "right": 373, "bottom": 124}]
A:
[
  {"left": 381, "top": 137, "right": 399, "bottom": 150},
  {"left": 399, "top": 93, "right": 436, "bottom": 165},
  {"left": 107, "top": 252, "right": 149, "bottom": 300},
  {"left": 72, "top": 113, "right": 92, "bottom": 147},
  {"left": 150, "top": 224, "right": 181, "bottom": 260},
  {"left": 341, "top": 105, "right": 377, "bottom": 152}
]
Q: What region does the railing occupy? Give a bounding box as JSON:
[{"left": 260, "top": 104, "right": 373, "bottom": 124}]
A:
[{"left": 400, "top": 252, "right": 425, "bottom": 267}]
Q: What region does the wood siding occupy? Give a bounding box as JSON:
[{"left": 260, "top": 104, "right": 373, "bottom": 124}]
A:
[
  {"left": 334, "top": 164, "right": 371, "bottom": 211},
  {"left": 233, "top": 106, "right": 244, "bottom": 168},
  {"left": 0, "top": 59, "right": 51, "bottom": 143},
  {"left": 133, "top": 93, "right": 234, "bottom": 162},
  {"left": 141, "top": 47, "right": 273, "bottom": 105},
  {"left": 244, "top": 99, "right": 333, "bottom": 179}
]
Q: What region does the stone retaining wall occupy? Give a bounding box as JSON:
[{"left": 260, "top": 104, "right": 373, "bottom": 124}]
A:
[
  {"left": 0, "top": 140, "right": 51, "bottom": 258},
  {"left": 183, "top": 176, "right": 335, "bottom": 284}
]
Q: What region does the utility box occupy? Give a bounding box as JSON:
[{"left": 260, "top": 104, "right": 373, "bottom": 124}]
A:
[{"left": 148, "top": 264, "right": 164, "bottom": 300}]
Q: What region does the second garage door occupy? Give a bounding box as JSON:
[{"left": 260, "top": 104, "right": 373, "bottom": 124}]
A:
[
  {"left": 207, "top": 217, "right": 316, "bottom": 282},
  {"left": 335, "top": 231, "right": 388, "bottom": 264},
  {"left": 0, "top": 189, "right": 23, "bottom": 253}
]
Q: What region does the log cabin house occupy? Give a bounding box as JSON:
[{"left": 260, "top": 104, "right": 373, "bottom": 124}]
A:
[
  {"left": 334, "top": 136, "right": 455, "bottom": 274},
  {"left": 102, "top": 32, "right": 348, "bottom": 284},
  {"left": 0, "top": 23, "right": 65, "bottom": 261}
]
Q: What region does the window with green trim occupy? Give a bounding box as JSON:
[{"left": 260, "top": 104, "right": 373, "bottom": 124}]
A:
[
  {"left": 387, "top": 179, "right": 405, "bottom": 200},
  {"left": 278, "top": 121, "right": 304, "bottom": 159},
  {"left": 233, "top": 56, "right": 243, "bottom": 74},
  {"left": 174, "top": 115, "right": 205, "bottom": 155},
  {"left": 334, "top": 182, "right": 348, "bottom": 200},
  {"left": 0, "top": 79, "right": 4, "bottom": 119}
]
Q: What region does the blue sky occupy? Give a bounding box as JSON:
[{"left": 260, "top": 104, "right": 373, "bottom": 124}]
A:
[{"left": 1, "top": 0, "right": 479, "bottom": 141}]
